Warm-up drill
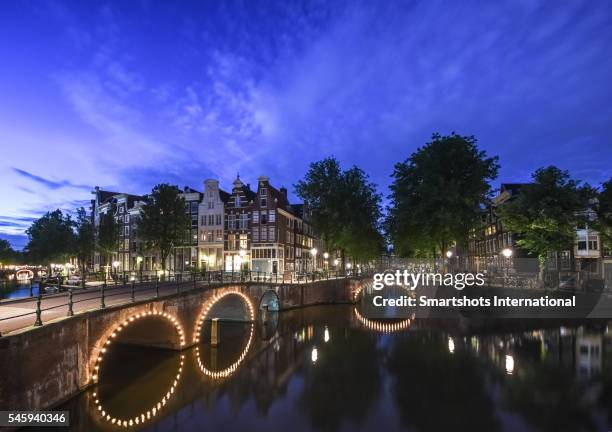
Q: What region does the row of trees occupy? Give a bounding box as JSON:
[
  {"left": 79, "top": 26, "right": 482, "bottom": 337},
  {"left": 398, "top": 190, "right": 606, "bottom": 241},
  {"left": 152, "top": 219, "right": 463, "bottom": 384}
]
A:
[
  {"left": 385, "top": 132, "right": 612, "bottom": 268},
  {"left": 20, "top": 184, "right": 191, "bottom": 280},
  {"left": 9, "top": 136, "right": 611, "bottom": 276}
]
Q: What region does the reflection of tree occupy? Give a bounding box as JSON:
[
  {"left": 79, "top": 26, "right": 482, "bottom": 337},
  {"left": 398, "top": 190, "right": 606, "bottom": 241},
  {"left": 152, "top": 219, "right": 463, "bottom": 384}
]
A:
[
  {"left": 299, "top": 331, "right": 381, "bottom": 431},
  {"left": 503, "top": 363, "right": 595, "bottom": 432},
  {"left": 388, "top": 334, "right": 500, "bottom": 432}
]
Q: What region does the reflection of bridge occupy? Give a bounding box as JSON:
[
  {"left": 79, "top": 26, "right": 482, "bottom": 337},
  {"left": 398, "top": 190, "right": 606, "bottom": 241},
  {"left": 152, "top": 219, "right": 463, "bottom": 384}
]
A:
[
  {"left": 353, "top": 308, "right": 413, "bottom": 333},
  {"left": 0, "top": 278, "right": 369, "bottom": 412}
]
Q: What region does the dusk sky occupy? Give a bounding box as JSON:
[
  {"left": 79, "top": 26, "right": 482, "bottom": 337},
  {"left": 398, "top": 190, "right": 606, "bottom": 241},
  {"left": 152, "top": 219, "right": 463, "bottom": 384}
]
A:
[{"left": 1, "top": 0, "right": 611, "bottom": 249}]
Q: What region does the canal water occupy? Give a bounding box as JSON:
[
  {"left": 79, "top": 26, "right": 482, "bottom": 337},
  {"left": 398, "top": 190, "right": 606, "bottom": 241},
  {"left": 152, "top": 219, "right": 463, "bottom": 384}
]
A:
[
  {"left": 42, "top": 305, "right": 612, "bottom": 432},
  {"left": 0, "top": 281, "right": 40, "bottom": 300}
]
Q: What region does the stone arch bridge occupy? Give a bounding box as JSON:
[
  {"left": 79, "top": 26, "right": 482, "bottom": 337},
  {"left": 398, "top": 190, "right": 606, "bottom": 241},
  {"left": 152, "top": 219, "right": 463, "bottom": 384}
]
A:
[{"left": 0, "top": 278, "right": 368, "bottom": 411}]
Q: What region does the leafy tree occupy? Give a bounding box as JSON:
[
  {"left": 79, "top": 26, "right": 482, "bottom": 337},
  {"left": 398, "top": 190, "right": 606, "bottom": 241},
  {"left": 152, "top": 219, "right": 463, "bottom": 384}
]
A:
[
  {"left": 25, "top": 209, "right": 75, "bottom": 266},
  {"left": 74, "top": 207, "right": 95, "bottom": 285},
  {"left": 97, "top": 206, "right": 121, "bottom": 276},
  {"left": 336, "top": 166, "right": 384, "bottom": 262},
  {"left": 498, "top": 166, "right": 592, "bottom": 273},
  {"left": 387, "top": 133, "right": 499, "bottom": 258},
  {"left": 593, "top": 179, "right": 612, "bottom": 253},
  {"left": 295, "top": 158, "right": 384, "bottom": 266},
  {"left": 137, "top": 184, "right": 190, "bottom": 273},
  {"left": 0, "top": 239, "right": 19, "bottom": 264}
]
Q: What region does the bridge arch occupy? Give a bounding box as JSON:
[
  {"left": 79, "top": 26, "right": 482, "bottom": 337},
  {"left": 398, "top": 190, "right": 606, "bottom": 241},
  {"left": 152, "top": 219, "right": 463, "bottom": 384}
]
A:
[
  {"left": 259, "top": 289, "right": 280, "bottom": 312},
  {"left": 15, "top": 268, "right": 34, "bottom": 281},
  {"left": 92, "top": 354, "right": 185, "bottom": 428},
  {"left": 193, "top": 290, "right": 255, "bottom": 344},
  {"left": 90, "top": 311, "right": 185, "bottom": 383}
]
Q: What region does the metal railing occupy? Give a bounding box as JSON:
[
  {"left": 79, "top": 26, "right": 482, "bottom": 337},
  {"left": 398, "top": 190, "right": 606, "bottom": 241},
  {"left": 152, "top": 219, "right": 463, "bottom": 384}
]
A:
[{"left": 0, "top": 270, "right": 372, "bottom": 336}]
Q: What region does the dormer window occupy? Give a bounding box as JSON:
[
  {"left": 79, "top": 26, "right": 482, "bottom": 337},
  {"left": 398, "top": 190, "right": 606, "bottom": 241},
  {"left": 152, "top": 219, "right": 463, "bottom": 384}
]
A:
[{"left": 260, "top": 188, "right": 267, "bottom": 196}]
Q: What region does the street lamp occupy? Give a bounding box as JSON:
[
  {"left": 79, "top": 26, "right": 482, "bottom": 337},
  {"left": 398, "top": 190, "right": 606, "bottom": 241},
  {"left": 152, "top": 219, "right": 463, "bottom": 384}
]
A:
[
  {"left": 501, "top": 248, "right": 513, "bottom": 286},
  {"left": 239, "top": 249, "right": 246, "bottom": 271},
  {"left": 136, "top": 256, "right": 143, "bottom": 280},
  {"left": 310, "top": 248, "right": 318, "bottom": 273},
  {"left": 112, "top": 261, "right": 120, "bottom": 282},
  {"left": 323, "top": 252, "right": 329, "bottom": 259},
  {"left": 446, "top": 250, "right": 453, "bottom": 258},
  {"left": 333, "top": 259, "right": 339, "bottom": 266}
]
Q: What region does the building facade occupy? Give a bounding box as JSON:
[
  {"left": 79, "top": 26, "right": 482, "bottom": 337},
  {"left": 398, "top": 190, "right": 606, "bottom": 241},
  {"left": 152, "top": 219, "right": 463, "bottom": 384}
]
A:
[
  {"left": 91, "top": 187, "right": 144, "bottom": 275},
  {"left": 173, "top": 187, "right": 202, "bottom": 273},
  {"left": 198, "top": 179, "right": 229, "bottom": 271},
  {"left": 223, "top": 175, "right": 256, "bottom": 271}
]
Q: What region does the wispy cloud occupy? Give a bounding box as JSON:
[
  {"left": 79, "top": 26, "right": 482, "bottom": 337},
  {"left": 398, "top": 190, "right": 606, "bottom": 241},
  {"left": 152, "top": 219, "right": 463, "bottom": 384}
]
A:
[
  {"left": 1, "top": 0, "right": 611, "bottom": 249},
  {"left": 12, "top": 168, "right": 91, "bottom": 190}
]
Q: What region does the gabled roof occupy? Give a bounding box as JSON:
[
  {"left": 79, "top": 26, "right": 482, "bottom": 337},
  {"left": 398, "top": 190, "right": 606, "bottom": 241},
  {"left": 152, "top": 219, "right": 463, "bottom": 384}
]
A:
[
  {"left": 219, "top": 189, "right": 231, "bottom": 203},
  {"left": 242, "top": 185, "right": 257, "bottom": 202},
  {"left": 266, "top": 184, "right": 292, "bottom": 211},
  {"left": 96, "top": 189, "right": 144, "bottom": 207}
]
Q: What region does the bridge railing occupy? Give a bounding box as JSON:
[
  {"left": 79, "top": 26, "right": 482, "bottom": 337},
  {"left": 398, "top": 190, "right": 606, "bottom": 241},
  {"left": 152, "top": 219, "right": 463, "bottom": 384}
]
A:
[{"left": 0, "top": 270, "right": 373, "bottom": 336}]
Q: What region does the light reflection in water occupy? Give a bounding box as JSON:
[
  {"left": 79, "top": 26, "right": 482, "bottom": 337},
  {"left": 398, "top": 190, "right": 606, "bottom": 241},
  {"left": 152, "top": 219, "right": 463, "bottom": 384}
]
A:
[
  {"left": 57, "top": 306, "right": 612, "bottom": 432},
  {"left": 93, "top": 354, "right": 185, "bottom": 428},
  {"left": 353, "top": 307, "right": 412, "bottom": 333},
  {"left": 195, "top": 323, "right": 255, "bottom": 379}
]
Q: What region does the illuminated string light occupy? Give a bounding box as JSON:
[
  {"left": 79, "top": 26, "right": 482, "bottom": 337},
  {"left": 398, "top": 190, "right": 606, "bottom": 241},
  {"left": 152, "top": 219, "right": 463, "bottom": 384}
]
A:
[
  {"left": 193, "top": 290, "right": 255, "bottom": 343},
  {"left": 92, "top": 310, "right": 186, "bottom": 385},
  {"left": 196, "top": 324, "right": 255, "bottom": 379},
  {"left": 93, "top": 354, "right": 184, "bottom": 427},
  {"left": 353, "top": 308, "right": 412, "bottom": 333}
]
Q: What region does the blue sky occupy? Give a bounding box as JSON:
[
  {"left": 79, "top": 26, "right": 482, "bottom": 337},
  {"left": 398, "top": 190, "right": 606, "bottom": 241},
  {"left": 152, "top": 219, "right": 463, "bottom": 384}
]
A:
[{"left": 1, "top": 0, "right": 611, "bottom": 249}]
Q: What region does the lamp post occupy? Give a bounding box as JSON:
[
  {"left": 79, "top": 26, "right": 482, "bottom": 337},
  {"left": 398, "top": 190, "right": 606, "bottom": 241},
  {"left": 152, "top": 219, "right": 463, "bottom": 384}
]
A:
[
  {"left": 112, "top": 261, "right": 120, "bottom": 283},
  {"left": 501, "top": 248, "right": 513, "bottom": 286},
  {"left": 136, "top": 256, "right": 143, "bottom": 281},
  {"left": 239, "top": 249, "right": 246, "bottom": 272},
  {"left": 310, "top": 248, "right": 318, "bottom": 276}
]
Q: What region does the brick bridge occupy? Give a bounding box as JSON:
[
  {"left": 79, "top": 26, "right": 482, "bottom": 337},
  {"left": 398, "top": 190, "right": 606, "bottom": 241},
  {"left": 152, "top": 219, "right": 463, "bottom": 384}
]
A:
[{"left": 0, "top": 278, "right": 368, "bottom": 411}]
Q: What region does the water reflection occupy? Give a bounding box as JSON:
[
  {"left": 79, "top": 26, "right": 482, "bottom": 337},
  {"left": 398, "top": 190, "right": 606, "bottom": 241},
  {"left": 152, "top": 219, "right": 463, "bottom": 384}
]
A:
[
  {"left": 53, "top": 306, "right": 612, "bottom": 432},
  {"left": 195, "top": 323, "right": 255, "bottom": 379}
]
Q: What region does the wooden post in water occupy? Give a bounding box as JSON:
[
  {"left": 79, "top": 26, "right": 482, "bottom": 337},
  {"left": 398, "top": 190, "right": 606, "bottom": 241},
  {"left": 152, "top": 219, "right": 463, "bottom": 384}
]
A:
[{"left": 211, "top": 318, "right": 219, "bottom": 347}]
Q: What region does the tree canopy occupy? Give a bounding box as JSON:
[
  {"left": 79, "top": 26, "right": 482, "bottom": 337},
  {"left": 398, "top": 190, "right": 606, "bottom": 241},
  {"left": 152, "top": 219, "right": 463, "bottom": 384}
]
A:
[
  {"left": 387, "top": 133, "right": 499, "bottom": 257},
  {"left": 137, "top": 184, "right": 191, "bottom": 272},
  {"left": 25, "top": 209, "right": 75, "bottom": 265},
  {"left": 295, "top": 157, "right": 384, "bottom": 263},
  {"left": 0, "top": 239, "right": 21, "bottom": 264},
  {"left": 593, "top": 179, "right": 612, "bottom": 252},
  {"left": 498, "top": 166, "right": 592, "bottom": 263}
]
